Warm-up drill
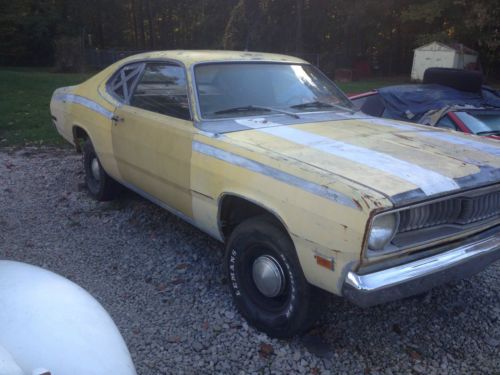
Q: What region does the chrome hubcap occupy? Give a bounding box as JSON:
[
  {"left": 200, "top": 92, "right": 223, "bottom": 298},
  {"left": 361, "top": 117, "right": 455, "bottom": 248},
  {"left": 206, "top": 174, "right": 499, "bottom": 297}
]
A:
[
  {"left": 91, "top": 158, "right": 100, "bottom": 181},
  {"left": 252, "top": 255, "right": 286, "bottom": 298}
]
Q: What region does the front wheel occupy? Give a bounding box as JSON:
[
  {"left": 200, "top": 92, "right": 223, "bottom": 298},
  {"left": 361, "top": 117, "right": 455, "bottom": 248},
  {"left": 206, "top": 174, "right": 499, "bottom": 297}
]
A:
[
  {"left": 82, "top": 138, "right": 119, "bottom": 201},
  {"left": 225, "top": 216, "right": 321, "bottom": 338}
]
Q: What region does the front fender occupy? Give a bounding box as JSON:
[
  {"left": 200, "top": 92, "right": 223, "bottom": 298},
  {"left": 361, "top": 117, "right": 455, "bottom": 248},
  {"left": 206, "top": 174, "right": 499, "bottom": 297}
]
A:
[{"left": 190, "top": 140, "right": 370, "bottom": 295}]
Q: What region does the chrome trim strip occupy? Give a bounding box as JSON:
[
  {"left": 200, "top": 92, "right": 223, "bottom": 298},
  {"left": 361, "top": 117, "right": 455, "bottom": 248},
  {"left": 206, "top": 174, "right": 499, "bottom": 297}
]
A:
[
  {"left": 192, "top": 141, "right": 359, "bottom": 209},
  {"left": 53, "top": 94, "right": 114, "bottom": 119},
  {"left": 346, "top": 231, "right": 500, "bottom": 292}
]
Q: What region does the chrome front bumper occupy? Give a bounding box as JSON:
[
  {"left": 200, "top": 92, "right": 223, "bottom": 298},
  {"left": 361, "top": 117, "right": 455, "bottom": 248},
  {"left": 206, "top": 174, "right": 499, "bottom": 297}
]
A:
[{"left": 343, "top": 229, "right": 500, "bottom": 307}]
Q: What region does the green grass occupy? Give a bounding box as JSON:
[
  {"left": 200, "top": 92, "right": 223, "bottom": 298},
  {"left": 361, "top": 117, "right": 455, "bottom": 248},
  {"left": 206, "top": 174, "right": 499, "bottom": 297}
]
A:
[
  {"left": 337, "top": 76, "right": 411, "bottom": 95},
  {"left": 0, "top": 68, "right": 90, "bottom": 146},
  {"left": 0, "top": 67, "right": 409, "bottom": 146}
]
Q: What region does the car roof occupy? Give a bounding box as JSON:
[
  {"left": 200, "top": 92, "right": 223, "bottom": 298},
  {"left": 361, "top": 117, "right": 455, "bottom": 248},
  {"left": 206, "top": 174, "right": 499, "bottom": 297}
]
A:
[{"left": 119, "top": 50, "right": 307, "bottom": 67}]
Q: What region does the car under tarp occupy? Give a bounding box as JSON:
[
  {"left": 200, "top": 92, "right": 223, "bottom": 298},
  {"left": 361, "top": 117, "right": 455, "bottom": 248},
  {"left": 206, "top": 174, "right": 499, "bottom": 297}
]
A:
[{"left": 378, "top": 84, "right": 500, "bottom": 122}]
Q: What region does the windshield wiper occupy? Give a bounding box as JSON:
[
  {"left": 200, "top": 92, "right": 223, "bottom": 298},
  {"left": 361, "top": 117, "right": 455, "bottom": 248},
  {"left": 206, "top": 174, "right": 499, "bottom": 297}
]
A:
[
  {"left": 476, "top": 130, "right": 500, "bottom": 136},
  {"left": 290, "top": 100, "right": 356, "bottom": 114},
  {"left": 213, "top": 105, "right": 300, "bottom": 119}
]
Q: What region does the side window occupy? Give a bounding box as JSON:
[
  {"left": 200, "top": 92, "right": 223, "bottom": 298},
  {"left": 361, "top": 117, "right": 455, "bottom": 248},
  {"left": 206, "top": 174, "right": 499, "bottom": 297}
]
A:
[
  {"left": 130, "top": 63, "right": 190, "bottom": 120},
  {"left": 436, "top": 115, "right": 459, "bottom": 131},
  {"left": 108, "top": 63, "right": 143, "bottom": 102}
]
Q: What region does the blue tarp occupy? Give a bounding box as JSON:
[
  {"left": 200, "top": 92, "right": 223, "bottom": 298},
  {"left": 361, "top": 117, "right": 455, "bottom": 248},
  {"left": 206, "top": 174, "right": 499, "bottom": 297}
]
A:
[{"left": 378, "top": 84, "right": 500, "bottom": 122}]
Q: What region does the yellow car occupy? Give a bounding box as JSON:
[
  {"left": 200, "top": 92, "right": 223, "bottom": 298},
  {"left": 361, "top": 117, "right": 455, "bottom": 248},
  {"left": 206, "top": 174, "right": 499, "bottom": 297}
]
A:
[{"left": 50, "top": 51, "right": 500, "bottom": 338}]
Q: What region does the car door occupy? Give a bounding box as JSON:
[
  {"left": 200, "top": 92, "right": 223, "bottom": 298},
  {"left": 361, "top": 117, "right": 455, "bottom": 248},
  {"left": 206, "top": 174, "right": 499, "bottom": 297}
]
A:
[{"left": 110, "top": 62, "right": 196, "bottom": 217}]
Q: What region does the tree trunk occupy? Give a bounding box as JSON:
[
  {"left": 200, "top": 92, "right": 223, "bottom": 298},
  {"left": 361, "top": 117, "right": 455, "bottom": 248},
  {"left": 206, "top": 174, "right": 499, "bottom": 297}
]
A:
[
  {"left": 130, "top": 0, "right": 138, "bottom": 48},
  {"left": 295, "top": 0, "right": 303, "bottom": 54},
  {"left": 137, "top": 0, "right": 146, "bottom": 49},
  {"left": 146, "top": 0, "right": 154, "bottom": 49}
]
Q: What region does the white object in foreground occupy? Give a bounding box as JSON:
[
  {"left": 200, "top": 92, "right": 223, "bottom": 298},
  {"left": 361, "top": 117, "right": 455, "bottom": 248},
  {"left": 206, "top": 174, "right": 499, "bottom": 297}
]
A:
[{"left": 0, "top": 260, "right": 136, "bottom": 375}]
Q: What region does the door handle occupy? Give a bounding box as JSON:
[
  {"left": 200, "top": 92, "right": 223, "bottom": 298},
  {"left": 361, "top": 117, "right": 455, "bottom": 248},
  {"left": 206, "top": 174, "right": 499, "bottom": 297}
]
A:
[{"left": 112, "top": 115, "right": 124, "bottom": 125}]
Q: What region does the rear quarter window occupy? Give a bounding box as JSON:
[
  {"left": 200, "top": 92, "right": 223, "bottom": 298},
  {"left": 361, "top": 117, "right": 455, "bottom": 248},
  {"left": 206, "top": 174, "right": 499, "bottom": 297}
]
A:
[{"left": 107, "top": 63, "right": 143, "bottom": 102}]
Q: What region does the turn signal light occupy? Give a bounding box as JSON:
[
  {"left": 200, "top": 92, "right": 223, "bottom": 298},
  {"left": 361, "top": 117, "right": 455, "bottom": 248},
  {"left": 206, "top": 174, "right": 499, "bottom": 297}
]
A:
[{"left": 315, "top": 255, "right": 334, "bottom": 271}]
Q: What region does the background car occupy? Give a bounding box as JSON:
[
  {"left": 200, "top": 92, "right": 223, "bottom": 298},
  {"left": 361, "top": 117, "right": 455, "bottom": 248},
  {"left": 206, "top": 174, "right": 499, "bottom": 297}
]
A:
[{"left": 350, "top": 68, "right": 500, "bottom": 140}]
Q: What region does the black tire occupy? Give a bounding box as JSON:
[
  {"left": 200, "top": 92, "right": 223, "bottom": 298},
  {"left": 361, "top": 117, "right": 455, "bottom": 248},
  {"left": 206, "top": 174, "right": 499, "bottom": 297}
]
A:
[
  {"left": 225, "top": 215, "right": 321, "bottom": 338},
  {"left": 82, "top": 138, "right": 119, "bottom": 201},
  {"left": 423, "top": 67, "right": 483, "bottom": 93}
]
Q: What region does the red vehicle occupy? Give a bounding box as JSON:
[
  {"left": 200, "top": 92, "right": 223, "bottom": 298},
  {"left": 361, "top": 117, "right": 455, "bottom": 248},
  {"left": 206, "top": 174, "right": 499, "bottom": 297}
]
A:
[{"left": 350, "top": 68, "right": 500, "bottom": 140}]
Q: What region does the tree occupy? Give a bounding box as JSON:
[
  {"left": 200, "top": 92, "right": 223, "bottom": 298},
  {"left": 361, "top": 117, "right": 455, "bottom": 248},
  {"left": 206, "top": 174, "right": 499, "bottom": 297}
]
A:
[{"left": 0, "top": 0, "right": 498, "bottom": 78}]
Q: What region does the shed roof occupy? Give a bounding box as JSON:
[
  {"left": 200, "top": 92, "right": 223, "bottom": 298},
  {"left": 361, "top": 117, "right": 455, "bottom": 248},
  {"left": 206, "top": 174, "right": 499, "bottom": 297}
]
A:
[{"left": 415, "top": 41, "right": 477, "bottom": 55}]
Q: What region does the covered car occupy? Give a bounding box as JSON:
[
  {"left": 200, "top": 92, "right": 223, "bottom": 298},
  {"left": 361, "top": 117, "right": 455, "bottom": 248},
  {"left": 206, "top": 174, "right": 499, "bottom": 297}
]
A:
[{"left": 351, "top": 68, "right": 500, "bottom": 140}]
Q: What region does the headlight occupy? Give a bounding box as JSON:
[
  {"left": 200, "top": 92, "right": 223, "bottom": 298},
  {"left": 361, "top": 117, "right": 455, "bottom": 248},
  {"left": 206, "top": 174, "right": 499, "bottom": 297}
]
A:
[{"left": 368, "top": 213, "right": 399, "bottom": 251}]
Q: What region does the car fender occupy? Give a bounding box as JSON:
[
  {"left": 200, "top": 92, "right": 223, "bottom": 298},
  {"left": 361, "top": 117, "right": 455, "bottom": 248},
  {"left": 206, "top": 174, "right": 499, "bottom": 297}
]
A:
[{"left": 0, "top": 261, "right": 136, "bottom": 375}]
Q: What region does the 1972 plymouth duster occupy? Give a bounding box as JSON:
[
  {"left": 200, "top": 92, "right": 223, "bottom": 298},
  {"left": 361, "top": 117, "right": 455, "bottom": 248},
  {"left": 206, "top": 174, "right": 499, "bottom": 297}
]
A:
[{"left": 50, "top": 51, "right": 500, "bottom": 338}]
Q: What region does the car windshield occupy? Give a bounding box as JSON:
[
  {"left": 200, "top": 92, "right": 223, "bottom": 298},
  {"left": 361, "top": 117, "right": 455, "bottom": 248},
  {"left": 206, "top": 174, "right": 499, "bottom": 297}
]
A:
[
  {"left": 194, "top": 63, "right": 354, "bottom": 119},
  {"left": 455, "top": 111, "right": 500, "bottom": 135}
]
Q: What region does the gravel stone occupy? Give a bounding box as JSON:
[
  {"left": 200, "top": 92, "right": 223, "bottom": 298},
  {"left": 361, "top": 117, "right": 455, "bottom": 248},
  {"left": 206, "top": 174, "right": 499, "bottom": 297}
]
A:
[
  {"left": 0, "top": 147, "right": 499, "bottom": 375},
  {"left": 192, "top": 342, "right": 203, "bottom": 352}
]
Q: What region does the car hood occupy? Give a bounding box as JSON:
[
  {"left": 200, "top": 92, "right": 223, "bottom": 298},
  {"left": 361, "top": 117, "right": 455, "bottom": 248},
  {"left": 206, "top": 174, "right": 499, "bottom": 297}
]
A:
[{"left": 223, "top": 116, "right": 500, "bottom": 207}]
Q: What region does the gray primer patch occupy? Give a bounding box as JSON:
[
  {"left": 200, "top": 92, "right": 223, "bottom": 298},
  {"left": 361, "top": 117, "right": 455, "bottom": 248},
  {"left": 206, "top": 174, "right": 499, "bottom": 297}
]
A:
[
  {"left": 390, "top": 166, "right": 500, "bottom": 206},
  {"left": 53, "top": 94, "right": 114, "bottom": 119},
  {"left": 390, "top": 188, "right": 428, "bottom": 206},
  {"left": 454, "top": 166, "right": 500, "bottom": 189},
  {"left": 237, "top": 119, "right": 460, "bottom": 196},
  {"left": 192, "top": 141, "right": 360, "bottom": 210}
]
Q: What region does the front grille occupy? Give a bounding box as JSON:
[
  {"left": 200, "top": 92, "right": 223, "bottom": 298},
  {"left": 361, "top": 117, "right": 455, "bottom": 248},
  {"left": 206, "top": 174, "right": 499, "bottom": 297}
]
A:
[{"left": 398, "top": 190, "right": 500, "bottom": 233}]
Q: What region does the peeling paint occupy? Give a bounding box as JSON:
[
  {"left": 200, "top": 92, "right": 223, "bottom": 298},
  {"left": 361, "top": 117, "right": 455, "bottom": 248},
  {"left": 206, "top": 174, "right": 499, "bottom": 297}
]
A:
[
  {"left": 192, "top": 141, "right": 359, "bottom": 209},
  {"left": 53, "top": 94, "right": 114, "bottom": 119},
  {"left": 238, "top": 119, "right": 461, "bottom": 196}
]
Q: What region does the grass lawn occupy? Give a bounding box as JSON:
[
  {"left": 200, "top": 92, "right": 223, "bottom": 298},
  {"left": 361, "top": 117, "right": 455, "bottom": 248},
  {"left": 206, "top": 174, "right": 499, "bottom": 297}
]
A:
[
  {"left": 0, "top": 67, "right": 408, "bottom": 146},
  {"left": 337, "top": 76, "right": 411, "bottom": 95},
  {"left": 0, "top": 68, "right": 90, "bottom": 146}
]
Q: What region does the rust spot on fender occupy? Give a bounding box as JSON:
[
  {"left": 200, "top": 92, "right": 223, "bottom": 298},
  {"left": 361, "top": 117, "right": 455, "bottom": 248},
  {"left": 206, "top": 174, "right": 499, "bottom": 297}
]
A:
[
  {"left": 291, "top": 232, "right": 341, "bottom": 254},
  {"left": 352, "top": 199, "right": 363, "bottom": 210}
]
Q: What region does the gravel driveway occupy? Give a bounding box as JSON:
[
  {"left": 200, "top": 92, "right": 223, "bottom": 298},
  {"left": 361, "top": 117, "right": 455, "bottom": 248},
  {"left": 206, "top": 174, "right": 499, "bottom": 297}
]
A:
[{"left": 1, "top": 147, "right": 499, "bottom": 375}]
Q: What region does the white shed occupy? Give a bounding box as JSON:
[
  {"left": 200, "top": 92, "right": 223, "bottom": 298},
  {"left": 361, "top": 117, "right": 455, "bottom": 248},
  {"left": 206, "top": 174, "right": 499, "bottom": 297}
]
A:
[{"left": 411, "top": 41, "right": 478, "bottom": 81}]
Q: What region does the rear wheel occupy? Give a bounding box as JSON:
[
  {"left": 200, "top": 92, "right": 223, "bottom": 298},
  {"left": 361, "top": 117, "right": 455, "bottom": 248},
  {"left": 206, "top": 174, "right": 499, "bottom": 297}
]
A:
[
  {"left": 225, "top": 216, "right": 321, "bottom": 338},
  {"left": 83, "top": 138, "right": 119, "bottom": 201}
]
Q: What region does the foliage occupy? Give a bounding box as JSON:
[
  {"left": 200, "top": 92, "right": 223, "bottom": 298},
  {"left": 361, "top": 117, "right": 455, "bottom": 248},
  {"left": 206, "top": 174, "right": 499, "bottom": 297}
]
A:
[
  {"left": 54, "top": 36, "right": 84, "bottom": 72},
  {"left": 0, "top": 0, "right": 498, "bottom": 76}
]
